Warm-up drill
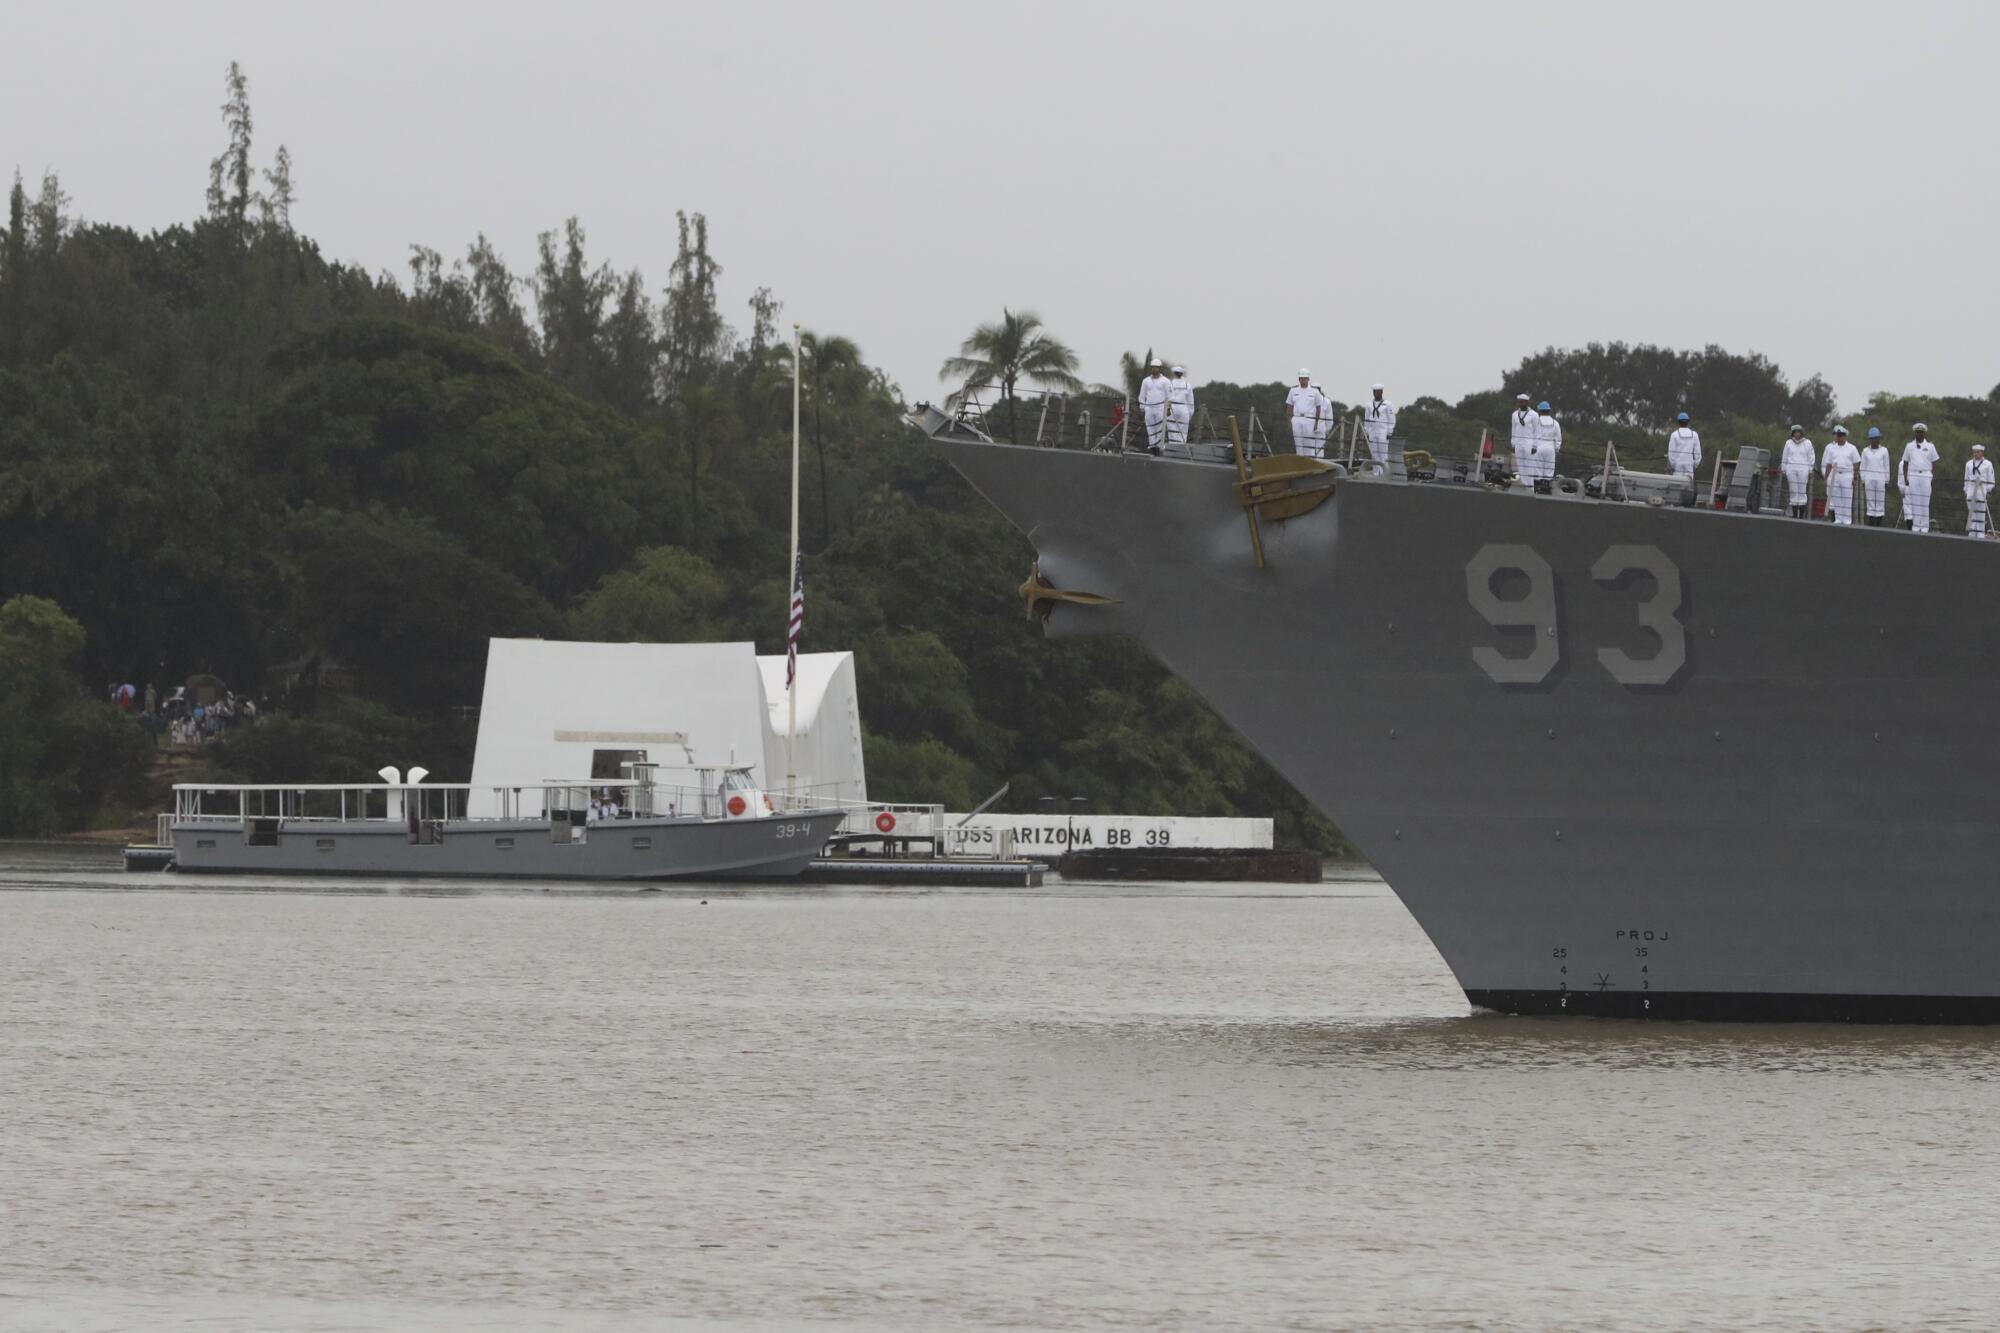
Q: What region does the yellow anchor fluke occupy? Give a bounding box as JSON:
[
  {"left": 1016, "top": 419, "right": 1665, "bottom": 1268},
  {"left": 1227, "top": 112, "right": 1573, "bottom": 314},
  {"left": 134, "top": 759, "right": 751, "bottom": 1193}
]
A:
[
  {"left": 1230, "top": 416, "right": 1336, "bottom": 569},
  {"left": 1020, "top": 564, "right": 1119, "bottom": 623}
]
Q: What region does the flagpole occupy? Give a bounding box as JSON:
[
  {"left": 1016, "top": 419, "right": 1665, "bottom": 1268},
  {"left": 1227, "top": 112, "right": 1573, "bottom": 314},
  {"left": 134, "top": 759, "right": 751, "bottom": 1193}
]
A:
[{"left": 787, "top": 322, "right": 801, "bottom": 794}]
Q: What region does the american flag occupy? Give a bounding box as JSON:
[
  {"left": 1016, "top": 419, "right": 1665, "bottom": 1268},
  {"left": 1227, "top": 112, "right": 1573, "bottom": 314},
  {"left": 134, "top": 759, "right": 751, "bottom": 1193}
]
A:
[{"left": 786, "top": 552, "right": 804, "bottom": 688}]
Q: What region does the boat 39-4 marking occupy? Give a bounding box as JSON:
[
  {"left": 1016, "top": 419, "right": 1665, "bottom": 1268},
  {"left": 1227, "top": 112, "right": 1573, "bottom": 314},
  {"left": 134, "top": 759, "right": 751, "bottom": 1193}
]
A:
[{"left": 1465, "top": 543, "right": 1688, "bottom": 688}]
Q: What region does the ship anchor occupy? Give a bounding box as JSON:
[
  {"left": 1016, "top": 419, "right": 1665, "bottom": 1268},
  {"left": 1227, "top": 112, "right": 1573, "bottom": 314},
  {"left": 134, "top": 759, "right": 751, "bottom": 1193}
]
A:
[
  {"left": 1228, "top": 416, "right": 1336, "bottom": 570},
  {"left": 1019, "top": 563, "right": 1118, "bottom": 624}
]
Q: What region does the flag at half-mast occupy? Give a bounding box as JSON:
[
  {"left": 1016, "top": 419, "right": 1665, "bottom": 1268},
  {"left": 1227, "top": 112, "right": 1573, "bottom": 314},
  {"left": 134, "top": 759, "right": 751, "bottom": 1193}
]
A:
[{"left": 786, "top": 552, "right": 804, "bottom": 688}]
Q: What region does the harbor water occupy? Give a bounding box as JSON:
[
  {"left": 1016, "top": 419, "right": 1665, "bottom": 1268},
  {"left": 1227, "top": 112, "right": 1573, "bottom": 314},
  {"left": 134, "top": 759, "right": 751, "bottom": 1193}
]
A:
[{"left": 4, "top": 843, "right": 1997, "bottom": 1332}]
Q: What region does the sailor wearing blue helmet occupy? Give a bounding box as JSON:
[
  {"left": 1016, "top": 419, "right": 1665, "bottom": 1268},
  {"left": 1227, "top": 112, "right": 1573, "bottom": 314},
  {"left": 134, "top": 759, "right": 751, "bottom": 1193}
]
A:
[
  {"left": 1858, "top": 427, "right": 1892, "bottom": 525},
  {"left": 1667, "top": 412, "right": 1702, "bottom": 478}
]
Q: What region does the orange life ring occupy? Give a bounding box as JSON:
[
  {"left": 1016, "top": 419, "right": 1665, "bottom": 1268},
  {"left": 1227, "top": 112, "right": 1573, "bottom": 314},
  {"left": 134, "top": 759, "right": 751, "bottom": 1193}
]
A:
[
  {"left": 727, "top": 794, "right": 747, "bottom": 816},
  {"left": 874, "top": 811, "right": 896, "bottom": 834}
]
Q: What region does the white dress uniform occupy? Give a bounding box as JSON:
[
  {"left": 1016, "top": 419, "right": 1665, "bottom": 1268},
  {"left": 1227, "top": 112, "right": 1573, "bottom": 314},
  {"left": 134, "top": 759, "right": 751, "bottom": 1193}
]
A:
[
  {"left": 1363, "top": 394, "right": 1397, "bottom": 475},
  {"left": 1781, "top": 436, "right": 1817, "bottom": 513},
  {"left": 1165, "top": 373, "right": 1195, "bottom": 450},
  {"left": 1966, "top": 455, "right": 1995, "bottom": 536},
  {"left": 1667, "top": 427, "right": 1702, "bottom": 478},
  {"left": 1137, "top": 372, "right": 1171, "bottom": 451},
  {"left": 1285, "top": 383, "right": 1327, "bottom": 457},
  {"left": 1821, "top": 439, "right": 1860, "bottom": 525},
  {"left": 1509, "top": 404, "right": 1539, "bottom": 479},
  {"left": 1536, "top": 412, "right": 1562, "bottom": 481},
  {"left": 1858, "top": 443, "right": 1892, "bottom": 519},
  {"left": 1900, "top": 437, "right": 1941, "bottom": 532}
]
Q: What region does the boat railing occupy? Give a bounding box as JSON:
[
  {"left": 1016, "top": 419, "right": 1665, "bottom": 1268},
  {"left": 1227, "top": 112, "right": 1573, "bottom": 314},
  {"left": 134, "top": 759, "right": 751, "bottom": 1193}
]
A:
[{"left": 170, "top": 779, "right": 850, "bottom": 827}]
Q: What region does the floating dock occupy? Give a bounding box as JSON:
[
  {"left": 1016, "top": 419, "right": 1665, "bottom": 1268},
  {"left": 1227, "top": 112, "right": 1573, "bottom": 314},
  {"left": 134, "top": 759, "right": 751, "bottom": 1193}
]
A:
[
  {"left": 802, "top": 856, "right": 1044, "bottom": 887},
  {"left": 122, "top": 845, "right": 176, "bottom": 872}
]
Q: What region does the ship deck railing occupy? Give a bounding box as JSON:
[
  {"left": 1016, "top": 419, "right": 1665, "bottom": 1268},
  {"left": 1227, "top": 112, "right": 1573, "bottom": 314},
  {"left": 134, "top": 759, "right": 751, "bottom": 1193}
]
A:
[{"left": 915, "top": 393, "right": 2000, "bottom": 539}]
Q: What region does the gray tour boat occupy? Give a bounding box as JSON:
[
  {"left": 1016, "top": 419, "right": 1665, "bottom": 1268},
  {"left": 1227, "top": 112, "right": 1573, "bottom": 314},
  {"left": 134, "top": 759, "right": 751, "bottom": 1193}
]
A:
[
  {"left": 922, "top": 397, "right": 2000, "bottom": 1023},
  {"left": 164, "top": 765, "right": 844, "bottom": 881}
]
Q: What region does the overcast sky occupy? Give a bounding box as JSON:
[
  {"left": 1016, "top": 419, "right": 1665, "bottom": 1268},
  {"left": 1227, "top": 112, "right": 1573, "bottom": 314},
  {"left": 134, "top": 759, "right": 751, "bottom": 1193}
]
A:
[{"left": 9, "top": 1, "right": 1997, "bottom": 415}]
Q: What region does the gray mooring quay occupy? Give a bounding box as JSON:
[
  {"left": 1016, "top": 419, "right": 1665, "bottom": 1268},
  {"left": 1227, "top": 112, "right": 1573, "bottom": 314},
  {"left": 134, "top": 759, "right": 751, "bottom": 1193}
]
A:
[{"left": 801, "top": 857, "right": 1044, "bottom": 887}]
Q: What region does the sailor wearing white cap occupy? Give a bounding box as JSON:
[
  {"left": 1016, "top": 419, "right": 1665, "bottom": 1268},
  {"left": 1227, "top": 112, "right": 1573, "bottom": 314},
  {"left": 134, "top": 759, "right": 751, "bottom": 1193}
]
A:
[
  {"left": 1781, "top": 425, "right": 1816, "bottom": 518},
  {"left": 1666, "top": 412, "right": 1702, "bottom": 479},
  {"left": 1309, "top": 378, "right": 1333, "bottom": 456},
  {"left": 1165, "top": 365, "right": 1194, "bottom": 450},
  {"left": 1859, "top": 427, "right": 1891, "bottom": 525},
  {"left": 1137, "top": 359, "right": 1171, "bottom": 455},
  {"left": 1509, "top": 393, "right": 1539, "bottom": 481},
  {"left": 1285, "top": 369, "right": 1327, "bottom": 458},
  {"left": 1965, "top": 443, "right": 1994, "bottom": 537},
  {"left": 1363, "top": 383, "right": 1397, "bottom": 476},
  {"left": 1900, "top": 424, "right": 1940, "bottom": 532},
  {"left": 1534, "top": 401, "right": 1561, "bottom": 482},
  {"left": 1821, "top": 426, "right": 1859, "bottom": 525}
]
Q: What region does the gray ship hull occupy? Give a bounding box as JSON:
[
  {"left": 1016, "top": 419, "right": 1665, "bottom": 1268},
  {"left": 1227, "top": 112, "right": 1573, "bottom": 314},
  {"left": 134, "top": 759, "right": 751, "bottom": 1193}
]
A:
[
  {"left": 943, "top": 439, "right": 2000, "bottom": 1022},
  {"left": 171, "top": 810, "right": 845, "bottom": 882}
]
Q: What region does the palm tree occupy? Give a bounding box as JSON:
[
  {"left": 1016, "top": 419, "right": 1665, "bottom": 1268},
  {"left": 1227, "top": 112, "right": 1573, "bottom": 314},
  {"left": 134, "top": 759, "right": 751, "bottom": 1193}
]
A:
[{"left": 940, "top": 308, "right": 1083, "bottom": 443}]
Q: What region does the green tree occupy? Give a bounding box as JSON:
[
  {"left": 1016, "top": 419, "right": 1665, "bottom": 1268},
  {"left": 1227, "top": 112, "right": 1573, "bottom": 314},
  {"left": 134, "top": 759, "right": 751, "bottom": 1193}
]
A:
[
  {"left": 939, "top": 308, "right": 1082, "bottom": 443},
  {"left": 570, "top": 546, "right": 729, "bottom": 643},
  {"left": 0, "top": 596, "right": 149, "bottom": 835}
]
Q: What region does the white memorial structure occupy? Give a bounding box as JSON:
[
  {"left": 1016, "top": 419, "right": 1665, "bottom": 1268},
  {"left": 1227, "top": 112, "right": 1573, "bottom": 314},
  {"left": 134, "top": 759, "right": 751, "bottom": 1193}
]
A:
[{"left": 466, "top": 639, "right": 866, "bottom": 817}]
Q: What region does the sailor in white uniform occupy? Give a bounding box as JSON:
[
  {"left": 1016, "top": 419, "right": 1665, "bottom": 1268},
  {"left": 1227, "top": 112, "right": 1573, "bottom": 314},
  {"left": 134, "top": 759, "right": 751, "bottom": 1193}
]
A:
[
  {"left": 1137, "top": 359, "right": 1171, "bottom": 454},
  {"left": 1900, "top": 423, "right": 1940, "bottom": 533},
  {"left": 1508, "top": 393, "right": 1538, "bottom": 480},
  {"left": 1820, "top": 425, "right": 1859, "bottom": 525},
  {"left": 1858, "top": 427, "right": 1892, "bottom": 526},
  {"left": 1966, "top": 443, "right": 1994, "bottom": 537},
  {"left": 1781, "top": 425, "right": 1816, "bottom": 517},
  {"left": 1285, "top": 369, "right": 1326, "bottom": 458},
  {"left": 1363, "top": 383, "right": 1397, "bottom": 475},
  {"left": 1666, "top": 412, "right": 1702, "bottom": 479},
  {"left": 1309, "top": 380, "right": 1334, "bottom": 456},
  {"left": 1535, "top": 401, "right": 1561, "bottom": 483},
  {"left": 1165, "top": 365, "right": 1195, "bottom": 451}
]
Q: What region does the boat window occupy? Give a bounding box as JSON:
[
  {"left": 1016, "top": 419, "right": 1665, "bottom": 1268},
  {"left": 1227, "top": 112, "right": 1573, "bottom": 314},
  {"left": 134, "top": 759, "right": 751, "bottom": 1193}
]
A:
[
  {"left": 631, "top": 836, "right": 652, "bottom": 851},
  {"left": 495, "top": 837, "right": 515, "bottom": 850},
  {"left": 721, "top": 770, "right": 756, "bottom": 793}
]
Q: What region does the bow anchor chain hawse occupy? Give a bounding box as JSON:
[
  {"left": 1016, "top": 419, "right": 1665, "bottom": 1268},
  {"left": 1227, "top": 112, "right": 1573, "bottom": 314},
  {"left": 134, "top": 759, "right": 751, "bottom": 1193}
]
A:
[
  {"left": 1019, "top": 564, "right": 1118, "bottom": 624},
  {"left": 1228, "top": 416, "right": 1336, "bottom": 569}
]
